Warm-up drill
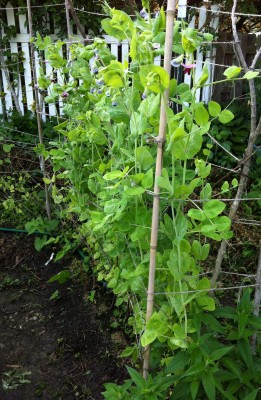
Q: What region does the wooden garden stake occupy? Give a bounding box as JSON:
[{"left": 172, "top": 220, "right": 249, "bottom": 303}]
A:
[
  {"left": 143, "top": 0, "right": 176, "bottom": 379},
  {"left": 26, "top": 0, "right": 51, "bottom": 220},
  {"left": 65, "top": 0, "right": 72, "bottom": 59},
  {"left": 65, "top": 0, "right": 71, "bottom": 38}
]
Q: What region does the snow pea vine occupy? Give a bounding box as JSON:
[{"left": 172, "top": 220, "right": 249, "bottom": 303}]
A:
[{"left": 33, "top": 2, "right": 261, "bottom": 399}]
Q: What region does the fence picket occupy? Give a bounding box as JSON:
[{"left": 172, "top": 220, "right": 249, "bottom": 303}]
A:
[
  {"left": 202, "top": 4, "right": 220, "bottom": 103},
  {"left": 195, "top": 6, "right": 208, "bottom": 102},
  {"left": 18, "top": 11, "right": 34, "bottom": 112},
  {"left": 177, "top": 0, "right": 187, "bottom": 19},
  {"left": 121, "top": 40, "right": 129, "bottom": 63},
  {"left": 6, "top": 2, "right": 24, "bottom": 114},
  {"left": 1, "top": 5, "right": 13, "bottom": 112}
]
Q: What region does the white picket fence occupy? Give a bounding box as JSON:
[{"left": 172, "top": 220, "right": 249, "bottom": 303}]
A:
[{"left": 0, "top": 1, "right": 219, "bottom": 118}]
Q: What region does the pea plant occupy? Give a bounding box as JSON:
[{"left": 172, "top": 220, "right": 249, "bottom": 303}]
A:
[{"left": 34, "top": 2, "right": 261, "bottom": 399}]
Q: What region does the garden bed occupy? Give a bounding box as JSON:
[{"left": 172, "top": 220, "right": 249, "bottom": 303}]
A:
[{"left": 0, "top": 233, "right": 128, "bottom": 399}]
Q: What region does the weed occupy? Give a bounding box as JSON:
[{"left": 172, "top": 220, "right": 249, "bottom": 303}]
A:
[{"left": 2, "top": 369, "right": 31, "bottom": 391}]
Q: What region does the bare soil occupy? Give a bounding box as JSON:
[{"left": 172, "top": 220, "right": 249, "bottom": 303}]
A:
[{"left": 0, "top": 232, "right": 128, "bottom": 399}]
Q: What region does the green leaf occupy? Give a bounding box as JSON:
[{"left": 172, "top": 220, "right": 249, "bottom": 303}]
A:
[
  {"left": 124, "top": 187, "right": 145, "bottom": 196},
  {"left": 141, "top": 168, "right": 154, "bottom": 189},
  {"left": 102, "top": 9, "right": 134, "bottom": 40},
  {"left": 249, "top": 315, "right": 261, "bottom": 330},
  {"left": 214, "top": 379, "right": 237, "bottom": 400},
  {"left": 129, "top": 27, "right": 137, "bottom": 60},
  {"left": 203, "top": 200, "right": 225, "bottom": 218},
  {"left": 212, "top": 216, "right": 231, "bottom": 232},
  {"left": 243, "top": 389, "right": 259, "bottom": 400},
  {"left": 172, "top": 127, "right": 204, "bottom": 160},
  {"left": 172, "top": 323, "right": 186, "bottom": 339},
  {"left": 107, "top": 277, "right": 117, "bottom": 289},
  {"left": 126, "top": 367, "right": 145, "bottom": 389},
  {"left": 48, "top": 270, "right": 71, "bottom": 284},
  {"left": 208, "top": 101, "right": 221, "bottom": 117},
  {"left": 156, "top": 175, "right": 173, "bottom": 194},
  {"left": 196, "top": 64, "right": 209, "bottom": 87},
  {"left": 182, "top": 362, "right": 205, "bottom": 378},
  {"left": 169, "top": 337, "right": 188, "bottom": 348},
  {"left": 188, "top": 208, "right": 205, "bottom": 221},
  {"left": 223, "top": 66, "right": 242, "bottom": 79},
  {"left": 242, "top": 71, "right": 259, "bottom": 80},
  {"left": 203, "top": 33, "right": 214, "bottom": 41},
  {"left": 238, "top": 339, "right": 253, "bottom": 370},
  {"left": 34, "top": 235, "right": 48, "bottom": 251},
  {"left": 172, "top": 127, "right": 186, "bottom": 142},
  {"left": 196, "top": 159, "right": 211, "bottom": 178},
  {"left": 202, "top": 371, "right": 216, "bottom": 400},
  {"left": 3, "top": 143, "right": 14, "bottom": 153},
  {"left": 191, "top": 240, "right": 210, "bottom": 260},
  {"left": 221, "top": 181, "right": 229, "bottom": 193},
  {"left": 213, "top": 306, "right": 236, "bottom": 319},
  {"left": 222, "top": 357, "right": 242, "bottom": 380},
  {"left": 232, "top": 178, "right": 238, "bottom": 187},
  {"left": 190, "top": 380, "right": 200, "bottom": 400},
  {"left": 169, "top": 78, "right": 177, "bottom": 97},
  {"left": 104, "top": 199, "right": 123, "bottom": 214},
  {"left": 103, "top": 170, "right": 124, "bottom": 181},
  {"left": 165, "top": 351, "right": 190, "bottom": 374},
  {"left": 197, "top": 295, "right": 215, "bottom": 311},
  {"left": 148, "top": 94, "right": 161, "bottom": 118},
  {"left": 200, "top": 183, "right": 212, "bottom": 200},
  {"left": 147, "top": 312, "right": 168, "bottom": 335},
  {"left": 119, "top": 346, "right": 136, "bottom": 357},
  {"left": 195, "top": 104, "right": 209, "bottom": 126},
  {"left": 202, "top": 313, "right": 225, "bottom": 334},
  {"left": 140, "top": 65, "right": 170, "bottom": 93},
  {"left": 237, "top": 312, "right": 249, "bottom": 338},
  {"left": 136, "top": 146, "right": 154, "bottom": 170},
  {"left": 175, "top": 213, "right": 188, "bottom": 242},
  {"left": 141, "top": 330, "right": 157, "bottom": 346},
  {"left": 219, "top": 110, "right": 234, "bottom": 124},
  {"left": 210, "top": 346, "right": 234, "bottom": 361}
]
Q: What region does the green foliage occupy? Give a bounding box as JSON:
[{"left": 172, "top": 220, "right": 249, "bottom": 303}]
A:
[
  {"left": 206, "top": 101, "right": 252, "bottom": 166},
  {"left": 0, "top": 172, "right": 45, "bottom": 228},
  {"left": 2, "top": 4, "right": 257, "bottom": 400},
  {"left": 103, "top": 367, "right": 173, "bottom": 399}
]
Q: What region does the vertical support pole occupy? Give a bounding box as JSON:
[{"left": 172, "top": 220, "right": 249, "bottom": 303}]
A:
[
  {"left": 26, "top": 0, "right": 51, "bottom": 220},
  {"left": 65, "top": 0, "right": 71, "bottom": 59},
  {"left": 143, "top": 0, "right": 176, "bottom": 379}
]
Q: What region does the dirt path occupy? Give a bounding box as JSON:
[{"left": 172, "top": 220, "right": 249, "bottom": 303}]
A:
[{"left": 0, "top": 233, "right": 127, "bottom": 399}]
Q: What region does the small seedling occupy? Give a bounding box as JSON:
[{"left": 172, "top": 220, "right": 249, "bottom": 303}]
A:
[{"left": 2, "top": 369, "right": 31, "bottom": 391}]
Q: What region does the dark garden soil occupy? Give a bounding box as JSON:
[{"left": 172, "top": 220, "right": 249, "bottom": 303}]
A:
[{"left": 0, "top": 233, "right": 128, "bottom": 399}]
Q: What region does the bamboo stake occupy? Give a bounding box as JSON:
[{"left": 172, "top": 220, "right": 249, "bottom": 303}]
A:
[
  {"left": 26, "top": 0, "right": 51, "bottom": 220},
  {"left": 142, "top": 0, "right": 176, "bottom": 379},
  {"left": 65, "top": 0, "right": 71, "bottom": 59}
]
